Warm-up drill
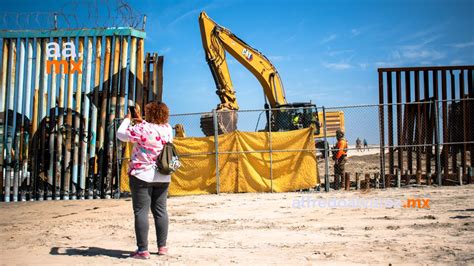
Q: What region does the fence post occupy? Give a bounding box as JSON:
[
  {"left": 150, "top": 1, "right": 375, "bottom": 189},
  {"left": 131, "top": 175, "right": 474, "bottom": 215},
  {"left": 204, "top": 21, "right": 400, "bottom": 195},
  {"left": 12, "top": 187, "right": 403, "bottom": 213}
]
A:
[
  {"left": 396, "top": 169, "right": 401, "bottom": 188},
  {"left": 212, "top": 109, "right": 220, "bottom": 194},
  {"left": 267, "top": 107, "right": 273, "bottom": 193},
  {"left": 379, "top": 101, "right": 386, "bottom": 188},
  {"left": 345, "top": 172, "right": 350, "bottom": 190},
  {"left": 322, "top": 106, "right": 330, "bottom": 192},
  {"left": 114, "top": 119, "right": 121, "bottom": 199},
  {"left": 356, "top": 173, "right": 361, "bottom": 190},
  {"left": 434, "top": 99, "right": 442, "bottom": 186},
  {"left": 375, "top": 173, "right": 380, "bottom": 189},
  {"left": 458, "top": 166, "right": 463, "bottom": 186},
  {"left": 364, "top": 173, "right": 370, "bottom": 190},
  {"left": 467, "top": 167, "right": 472, "bottom": 184},
  {"left": 54, "top": 13, "right": 58, "bottom": 29}
]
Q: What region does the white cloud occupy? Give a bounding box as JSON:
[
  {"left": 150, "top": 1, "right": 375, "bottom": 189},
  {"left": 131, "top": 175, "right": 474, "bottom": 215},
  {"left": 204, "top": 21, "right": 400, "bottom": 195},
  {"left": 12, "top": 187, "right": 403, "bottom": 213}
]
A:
[
  {"left": 389, "top": 36, "right": 446, "bottom": 63},
  {"left": 375, "top": 61, "right": 397, "bottom": 67},
  {"left": 358, "top": 63, "right": 369, "bottom": 70},
  {"left": 450, "top": 59, "right": 465, "bottom": 65},
  {"left": 326, "top": 49, "right": 354, "bottom": 57},
  {"left": 401, "top": 48, "right": 445, "bottom": 60},
  {"left": 399, "top": 25, "right": 446, "bottom": 43},
  {"left": 322, "top": 62, "right": 352, "bottom": 70},
  {"left": 267, "top": 55, "right": 292, "bottom": 62},
  {"left": 390, "top": 50, "right": 401, "bottom": 60},
  {"left": 450, "top": 41, "right": 474, "bottom": 48},
  {"left": 284, "top": 34, "right": 297, "bottom": 43},
  {"left": 351, "top": 28, "right": 361, "bottom": 37},
  {"left": 420, "top": 61, "right": 433, "bottom": 65},
  {"left": 159, "top": 47, "right": 172, "bottom": 54},
  {"left": 321, "top": 34, "right": 337, "bottom": 44},
  {"left": 168, "top": 8, "right": 202, "bottom": 27}
]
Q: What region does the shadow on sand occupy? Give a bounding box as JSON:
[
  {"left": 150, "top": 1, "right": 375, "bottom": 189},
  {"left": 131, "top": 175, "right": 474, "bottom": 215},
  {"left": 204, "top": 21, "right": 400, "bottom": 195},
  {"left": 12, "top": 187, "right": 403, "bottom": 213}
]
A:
[{"left": 50, "top": 246, "right": 130, "bottom": 259}]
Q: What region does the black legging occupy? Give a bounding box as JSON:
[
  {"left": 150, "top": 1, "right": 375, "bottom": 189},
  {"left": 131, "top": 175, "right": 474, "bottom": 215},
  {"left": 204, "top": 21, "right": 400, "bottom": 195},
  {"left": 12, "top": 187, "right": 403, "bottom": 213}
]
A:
[{"left": 129, "top": 175, "right": 169, "bottom": 251}]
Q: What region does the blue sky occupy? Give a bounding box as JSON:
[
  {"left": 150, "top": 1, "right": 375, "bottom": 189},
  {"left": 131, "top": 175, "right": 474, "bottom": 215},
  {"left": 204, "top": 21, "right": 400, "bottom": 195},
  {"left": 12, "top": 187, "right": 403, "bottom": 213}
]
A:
[
  {"left": 144, "top": 0, "right": 474, "bottom": 113},
  {"left": 2, "top": 0, "right": 473, "bottom": 113},
  {"left": 1, "top": 0, "right": 473, "bottom": 140}
]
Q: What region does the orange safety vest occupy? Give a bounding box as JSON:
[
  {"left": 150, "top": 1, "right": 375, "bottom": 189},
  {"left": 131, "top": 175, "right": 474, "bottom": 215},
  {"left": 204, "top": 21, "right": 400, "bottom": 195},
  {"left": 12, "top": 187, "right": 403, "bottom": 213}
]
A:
[{"left": 335, "top": 138, "right": 348, "bottom": 159}]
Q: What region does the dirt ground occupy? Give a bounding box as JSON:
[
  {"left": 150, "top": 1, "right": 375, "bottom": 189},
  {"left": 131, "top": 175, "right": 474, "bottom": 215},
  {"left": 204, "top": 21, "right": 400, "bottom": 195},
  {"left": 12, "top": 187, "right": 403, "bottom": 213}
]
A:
[{"left": 1, "top": 183, "right": 473, "bottom": 265}]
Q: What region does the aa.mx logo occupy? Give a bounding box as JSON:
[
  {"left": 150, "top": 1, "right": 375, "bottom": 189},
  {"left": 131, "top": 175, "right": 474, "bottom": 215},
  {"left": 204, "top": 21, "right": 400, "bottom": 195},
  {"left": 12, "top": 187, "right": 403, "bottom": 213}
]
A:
[
  {"left": 402, "top": 198, "right": 430, "bottom": 209},
  {"left": 46, "top": 41, "right": 82, "bottom": 74}
]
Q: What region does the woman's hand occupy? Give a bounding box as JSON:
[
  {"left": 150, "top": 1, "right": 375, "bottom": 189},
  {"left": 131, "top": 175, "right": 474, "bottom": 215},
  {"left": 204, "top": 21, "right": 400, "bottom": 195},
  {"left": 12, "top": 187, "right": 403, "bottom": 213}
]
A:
[
  {"left": 133, "top": 104, "right": 143, "bottom": 123},
  {"left": 133, "top": 117, "right": 144, "bottom": 124},
  {"left": 135, "top": 104, "right": 143, "bottom": 120}
]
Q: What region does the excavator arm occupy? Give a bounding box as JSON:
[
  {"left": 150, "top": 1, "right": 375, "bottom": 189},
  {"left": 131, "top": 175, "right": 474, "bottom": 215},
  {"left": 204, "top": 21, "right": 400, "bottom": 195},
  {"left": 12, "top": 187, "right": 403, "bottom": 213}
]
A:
[
  {"left": 198, "top": 12, "right": 341, "bottom": 138},
  {"left": 199, "top": 11, "right": 287, "bottom": 110}
]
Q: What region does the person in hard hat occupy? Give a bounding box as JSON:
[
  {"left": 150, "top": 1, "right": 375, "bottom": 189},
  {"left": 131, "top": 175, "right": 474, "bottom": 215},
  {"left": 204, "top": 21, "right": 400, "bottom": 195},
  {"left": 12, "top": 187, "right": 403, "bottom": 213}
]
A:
[
  {"left": 292, "top": 113, "right": 301, "bottom": 129},
  {"left": 292, "top": 113, "right": 305, "bottom": 129},
  {"left": 332, "top": 129, "right": 348, "bottom": 189}
]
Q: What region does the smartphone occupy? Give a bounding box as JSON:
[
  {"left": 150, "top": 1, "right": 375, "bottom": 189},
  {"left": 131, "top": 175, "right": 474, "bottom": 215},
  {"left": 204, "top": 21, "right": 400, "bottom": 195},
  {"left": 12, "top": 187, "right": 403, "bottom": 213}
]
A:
[{"left": 129, "top": 106, "right": 138, "bottom": 118}]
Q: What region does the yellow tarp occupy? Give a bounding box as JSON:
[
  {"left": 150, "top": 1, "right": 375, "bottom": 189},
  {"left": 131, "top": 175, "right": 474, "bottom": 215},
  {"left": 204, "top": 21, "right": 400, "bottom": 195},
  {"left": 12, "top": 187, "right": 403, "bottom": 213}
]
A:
[{"left": 120, "top": 127, "right": 318, "bottom": 195}]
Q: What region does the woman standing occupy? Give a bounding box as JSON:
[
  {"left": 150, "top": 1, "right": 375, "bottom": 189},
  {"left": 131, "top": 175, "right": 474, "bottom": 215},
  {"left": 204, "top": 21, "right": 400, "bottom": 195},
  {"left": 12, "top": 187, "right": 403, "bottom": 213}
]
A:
[{"left": 116, "top": 101, "right": 173, "bottom": 259}]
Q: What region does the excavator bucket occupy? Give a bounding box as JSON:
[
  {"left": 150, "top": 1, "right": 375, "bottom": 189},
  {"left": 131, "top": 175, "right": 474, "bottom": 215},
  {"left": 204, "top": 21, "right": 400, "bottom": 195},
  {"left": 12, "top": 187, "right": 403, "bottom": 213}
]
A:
[{"left": 200, "top": 110, "right": 238, "bottom": 136}]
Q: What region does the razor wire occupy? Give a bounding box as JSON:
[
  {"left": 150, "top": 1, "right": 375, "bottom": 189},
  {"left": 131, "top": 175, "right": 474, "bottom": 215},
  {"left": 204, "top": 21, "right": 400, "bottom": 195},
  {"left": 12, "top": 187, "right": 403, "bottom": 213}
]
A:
[{"left": 0, "top": 0, "right": 144, "bottom": 30}]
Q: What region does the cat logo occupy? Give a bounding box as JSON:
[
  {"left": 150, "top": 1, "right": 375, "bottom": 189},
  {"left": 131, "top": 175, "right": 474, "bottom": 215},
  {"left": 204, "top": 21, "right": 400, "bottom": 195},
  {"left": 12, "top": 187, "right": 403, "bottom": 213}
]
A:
[{"left": 242, "top": 48, "right": 253, "bottom": 62}]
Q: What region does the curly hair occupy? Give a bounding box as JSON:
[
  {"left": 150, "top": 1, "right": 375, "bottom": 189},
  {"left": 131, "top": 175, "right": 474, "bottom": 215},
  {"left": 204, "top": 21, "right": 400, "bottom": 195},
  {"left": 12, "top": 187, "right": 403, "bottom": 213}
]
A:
[{"left": 145, "top": 101, "right": 169, "bottom": 125}]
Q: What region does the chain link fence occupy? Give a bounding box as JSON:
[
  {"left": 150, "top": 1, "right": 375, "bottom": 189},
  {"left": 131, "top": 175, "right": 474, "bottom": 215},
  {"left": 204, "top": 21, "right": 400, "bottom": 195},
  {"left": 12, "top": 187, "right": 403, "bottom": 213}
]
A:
[
  {"left": 3, "top": 98, "right": 471, "bottom": 202},
  {"left": 114, "top": 98, "right": 472, "bottom": 195}
]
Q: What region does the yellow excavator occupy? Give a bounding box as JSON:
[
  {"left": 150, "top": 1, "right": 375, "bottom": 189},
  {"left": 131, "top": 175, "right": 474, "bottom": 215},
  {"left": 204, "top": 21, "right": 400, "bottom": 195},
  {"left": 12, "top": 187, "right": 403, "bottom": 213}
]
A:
[{"left": 198, "top": 12, "right": 343, "bottom": 140}]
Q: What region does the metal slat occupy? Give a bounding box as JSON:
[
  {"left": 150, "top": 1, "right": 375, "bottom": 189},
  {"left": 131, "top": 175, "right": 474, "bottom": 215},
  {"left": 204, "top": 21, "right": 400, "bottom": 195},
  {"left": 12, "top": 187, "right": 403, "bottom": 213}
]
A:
[
  {"left": 97, "top": 36, "right": 112, "bottom": 198},
  {"left": 14, "top": 38, "right": 26, "bottom": 202},
  {"left": 71, "top": 37, "right": 84, "bottom": 199},
  {"left": 88, "top": 36, "right": 101, "bottom": 199},
  {"left": 63, "top": 37, "right": 76, "bottom": 200},
  {"left": 386, "top": 71, "right": 394, "bottom": 175},
  {"left": 79, "top": 37, "right": 93, "bottom": 199},
  {"left": 404, "top": 71, "right": 413, "bottom": 174},
  {"left": 104, "top": 36, "right": 121, "bottom": 199},
  {"left": 396, "top": 71, "right": 403, "bottom": 175},
  {"left": 55, "top": 37, "right": 67, "bottom": 200},
  {"left": 23, "top": 39, "right": 33, "bottom": 201},
  {"left": 0, "top": 39, "right": 9, "bottom": 201},
  {"left": 48, "top": 37, "right": 58, "bottom": 200},
  {"left": 5, "top": 39, "right": 17, "bottom": 202}
]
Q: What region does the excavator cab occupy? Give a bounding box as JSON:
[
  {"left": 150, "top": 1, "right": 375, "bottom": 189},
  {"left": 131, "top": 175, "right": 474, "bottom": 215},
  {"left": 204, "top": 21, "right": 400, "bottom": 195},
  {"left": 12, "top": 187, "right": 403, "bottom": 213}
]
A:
[{"left": 271, "top": 103, "right": 321, "bottom": 134}]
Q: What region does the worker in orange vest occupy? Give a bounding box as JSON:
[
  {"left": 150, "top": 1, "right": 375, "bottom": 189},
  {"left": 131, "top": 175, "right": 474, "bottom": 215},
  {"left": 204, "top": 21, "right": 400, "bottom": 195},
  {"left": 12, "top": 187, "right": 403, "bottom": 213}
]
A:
[{"left": 332, "top": 129, "right": 348, "bottom": 189}]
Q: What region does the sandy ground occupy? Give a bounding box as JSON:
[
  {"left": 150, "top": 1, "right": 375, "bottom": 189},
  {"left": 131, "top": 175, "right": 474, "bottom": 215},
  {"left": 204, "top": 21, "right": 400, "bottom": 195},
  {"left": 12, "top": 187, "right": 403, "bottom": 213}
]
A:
[{"left": 1, "top": 184, "right": 473, "bottom": 265}]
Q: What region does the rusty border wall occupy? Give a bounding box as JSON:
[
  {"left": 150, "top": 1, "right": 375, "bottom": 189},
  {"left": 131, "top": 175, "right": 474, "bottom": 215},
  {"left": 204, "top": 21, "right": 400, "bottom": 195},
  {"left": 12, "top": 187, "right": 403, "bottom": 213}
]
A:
[
  {"left": 378, "top": 66, "right": 474, "bottom": 187},
  {"left": 0, "top": 27, "right": 163, "bottom": 202}
]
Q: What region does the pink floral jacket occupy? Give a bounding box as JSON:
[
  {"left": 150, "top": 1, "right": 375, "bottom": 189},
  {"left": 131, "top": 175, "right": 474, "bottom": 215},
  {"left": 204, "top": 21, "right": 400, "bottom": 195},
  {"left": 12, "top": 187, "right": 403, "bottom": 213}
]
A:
[{"left": 116, "top": 118, "right": 173, "bottom": 183}]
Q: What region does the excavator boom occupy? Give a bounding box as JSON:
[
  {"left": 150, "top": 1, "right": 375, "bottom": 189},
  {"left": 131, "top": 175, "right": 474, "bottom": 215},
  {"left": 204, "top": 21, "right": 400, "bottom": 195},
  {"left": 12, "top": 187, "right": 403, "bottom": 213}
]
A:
[
  {"left": 197, "top": 12, "right": 341, "bottom": 138},
  {"left": 199, "top": 12, "right": 287, "bottom": 110}
]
